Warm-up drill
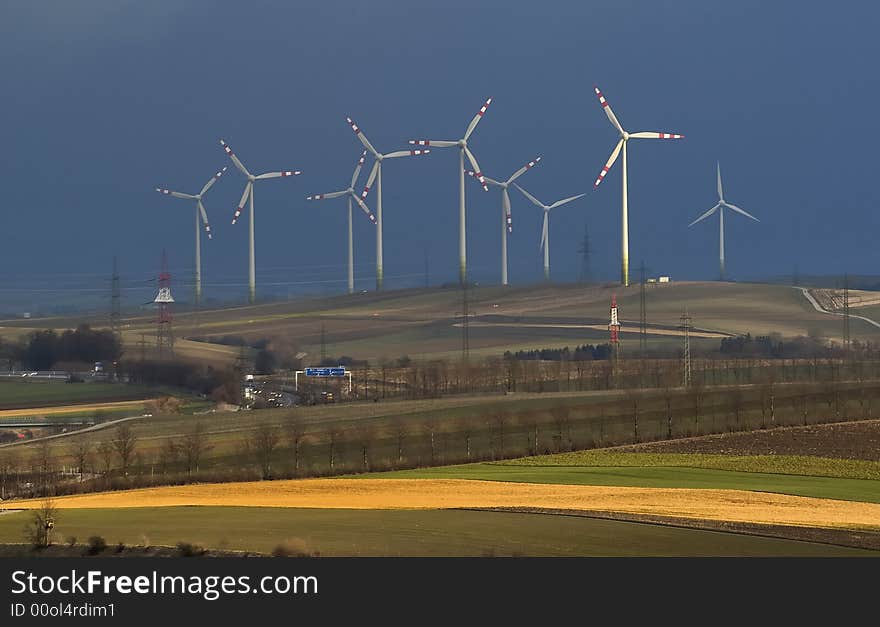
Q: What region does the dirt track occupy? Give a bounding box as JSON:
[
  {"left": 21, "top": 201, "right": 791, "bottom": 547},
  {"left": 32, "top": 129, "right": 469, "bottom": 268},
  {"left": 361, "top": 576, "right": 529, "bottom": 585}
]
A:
[{"left": 9, "top": 478, "right": 880, "bottom": 531}]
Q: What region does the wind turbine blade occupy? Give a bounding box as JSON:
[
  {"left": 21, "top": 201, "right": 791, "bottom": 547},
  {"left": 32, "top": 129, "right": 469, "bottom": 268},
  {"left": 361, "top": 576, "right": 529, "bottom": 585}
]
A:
[
  {"left": 502, "top": 187, "right": 512, "bottom": 233},
  {"left": 628, "top": 132, "right": 685, "bottom": 139},
  {"left": 594, "top": 86, "right": 625, "bottom": 135},
  {"left": 156, "top": 188, "right": 196, "bottom": 200},
  {"left": 199, "top": 166, "right": 228, "bottom": 196},
  {"left": 409, "top": 140, "right": 458, "bottom": 148},
  {"left": 507, "top": 156, "right": 541, "bottom": 184},
  {"left": 717, "top": 162, "right": 724, "bottom": 200},
  {"left": 688, "top": 203, "right": 720, "bottom": 227},
  {"left": 540, "top": 211, "right": 549, "bottom": 251},
  {"left": 220, "top": 139, "right": 252, "bottom": 178},
  {"left": 548, "top": 193, "right": 586, "bottom": 210},
  {"left": 255, "top": 170, "right": 302, "bottom": 180},
  {"left": 307, "top": 190, "right": 348, "bottom": 200},
  {"left": 513, "top": 182, "right": 546, "bottom": 210},
  {"left": 352, "top": 193, "right": 377, "bottom": 224},
  {"left": 383, "top": 149, "right": 430, "bottom": 158},
  {"left": 350, "top": 150, "right": 368, "bottom": 188},
  {"left": 465, "top": 170, "right": 500, "bottom": 186},
  {"left": 231, "top": 181, "right": 252, "bottom": 225},
  {"left": 346, "top": 117, "right": 380, "bottom": 157},
  {"left": 463, "top": 147, "right": 488, "bottom": 191},
  {"left": 464, "top": 97, "right": 492, "bottom": 141},
  {"left": 594, "top": 139, "right": 624, "bottom": 188},
  {"left": 724, "top": 202, "right": 759, "bottom": 222},
  {"left": 198, "top": 199, "right": 212, "bottom": 240},
  {"left": 360, "top": 161, "right": 380, "bottom": 200}
]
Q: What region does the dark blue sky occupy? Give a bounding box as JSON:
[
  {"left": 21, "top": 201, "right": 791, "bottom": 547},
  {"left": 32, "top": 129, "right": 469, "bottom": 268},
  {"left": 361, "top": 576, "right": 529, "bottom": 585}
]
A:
[{"left": 1, "top": 0, "right": 877, "bottom": 307}]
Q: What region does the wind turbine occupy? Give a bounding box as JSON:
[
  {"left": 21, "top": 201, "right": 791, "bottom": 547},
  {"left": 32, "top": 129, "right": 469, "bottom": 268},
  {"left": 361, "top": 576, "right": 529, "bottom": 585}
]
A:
[
  {"left": 155, "top": 165, "right": 227, "bottom": 305},
  {"left": 409, "top": 98, "right": 492, "bottom": 284},
  {"left": 464, "top": 157, "right": 541, "bottom": 286},
  {"left": 220, "top": 139, "right": 302, "bottom": 304},
  {"left": 592, "top": 86, "right": 684, "bottom": 287},
  {"left": 346, "top": 117, "right": 430, "bottom": 291},
  {"left": 306, "top": 150, "right": 377, "bottom": 294},
  {"left": 513, "top": 183, "right": 586, "bottom": 281},
  {"left": 688, "top": 163, "right": 759, "bottom": 281}
]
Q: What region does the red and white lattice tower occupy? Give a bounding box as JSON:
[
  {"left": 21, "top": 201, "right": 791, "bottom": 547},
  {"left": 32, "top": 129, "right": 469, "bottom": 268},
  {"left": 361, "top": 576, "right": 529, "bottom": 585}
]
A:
[
  {"left": 155, "top": 249, "right": 175, "bottom": 357},
  {"left": 609, "top": 294, "right": 620, "bottom": 345}
]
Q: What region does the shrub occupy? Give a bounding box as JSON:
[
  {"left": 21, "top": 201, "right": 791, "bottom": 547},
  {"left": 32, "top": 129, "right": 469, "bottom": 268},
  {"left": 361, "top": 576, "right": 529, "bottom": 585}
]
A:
[
  {"left": 271, "top": 539, "right": 313, "bottom": 557},
  {"left": 176, "top": 541, "right": 206, "bottom": 557},
  {"left": 66, "top": 536, "right": 77, "bottom": 547},
  {"left": 87, "top": 535, "right": 107, "bottom": 555}
]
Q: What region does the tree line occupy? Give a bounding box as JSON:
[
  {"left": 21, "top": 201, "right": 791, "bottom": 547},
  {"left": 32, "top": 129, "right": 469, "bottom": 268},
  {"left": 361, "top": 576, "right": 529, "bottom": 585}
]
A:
[{"left": 5, "top": 324, "right": 121, "bottom": 370}]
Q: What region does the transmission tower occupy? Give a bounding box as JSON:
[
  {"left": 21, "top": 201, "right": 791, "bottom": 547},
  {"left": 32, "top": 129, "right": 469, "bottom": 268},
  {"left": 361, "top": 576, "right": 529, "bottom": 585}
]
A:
[
  {"left": 639, "top": 261, "right": 647, "bottom": 357},
  {"left": 609, "top": 293, "right": 620, "bottom": 363},
  {"left": 843, "top": 273, "right": 851, "bottom": 352},
  {"left": 110, "top": 256, "right": 121, "bottom": 340},
  {"left": 154, "top": 249, "right": 175, "bottom": 358},
  {"left": 680, "top": 309, "right": 692, "bottom": 387},
  {"left": 577, "top": 224, "right": 592, "bottom": 284}
]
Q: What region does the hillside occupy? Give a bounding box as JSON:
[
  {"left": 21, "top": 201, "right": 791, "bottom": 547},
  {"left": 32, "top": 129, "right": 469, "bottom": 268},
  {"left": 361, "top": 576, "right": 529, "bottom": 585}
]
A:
[{"left": 2, "top": 281, "right": 877, "bottom": 365}]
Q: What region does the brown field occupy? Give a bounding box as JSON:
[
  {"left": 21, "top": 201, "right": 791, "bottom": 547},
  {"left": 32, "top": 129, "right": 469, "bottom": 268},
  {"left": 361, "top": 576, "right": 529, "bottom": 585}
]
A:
[
  {"left": 9, "top": 478, "right": 880, "bottom": 530},
  {"left": 620, "top": 419, "right": 880, "bottom": 461}
]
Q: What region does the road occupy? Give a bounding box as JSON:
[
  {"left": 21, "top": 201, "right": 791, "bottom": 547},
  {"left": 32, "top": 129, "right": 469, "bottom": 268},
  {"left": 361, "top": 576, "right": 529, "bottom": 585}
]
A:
[
  {"left": 0, "top": 413, "right": 152, "bottom": 449},
  {"left": 798, "top": 287, "right": 880, "bottom": 330}
]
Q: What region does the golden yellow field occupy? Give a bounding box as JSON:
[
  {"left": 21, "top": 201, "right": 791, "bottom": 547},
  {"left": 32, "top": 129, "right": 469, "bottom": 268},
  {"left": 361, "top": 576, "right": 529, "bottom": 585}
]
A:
[{"left": 11, "top": 478, "right": 880, "bottom": 531}]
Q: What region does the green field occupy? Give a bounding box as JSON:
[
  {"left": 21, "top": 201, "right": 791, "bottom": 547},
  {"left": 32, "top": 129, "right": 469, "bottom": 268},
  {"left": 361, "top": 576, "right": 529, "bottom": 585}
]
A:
[
  {"left": 374, "top": 460, "right": 880, "bottom": 504},
  {"left": 504, "top": 450, "right": 880, "bottom": 481},
  {"left": 0, "top": 507, "right": 873, "bottom": 556},
  {"left": 0, "top": 380, "right": 158, "bottom": 410}
]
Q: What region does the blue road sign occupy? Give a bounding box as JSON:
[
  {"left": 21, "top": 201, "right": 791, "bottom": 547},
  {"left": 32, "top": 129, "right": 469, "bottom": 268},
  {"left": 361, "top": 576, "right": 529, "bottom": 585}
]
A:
[{"left": 305, "top": 367, "right": 346, "bottom": 377}]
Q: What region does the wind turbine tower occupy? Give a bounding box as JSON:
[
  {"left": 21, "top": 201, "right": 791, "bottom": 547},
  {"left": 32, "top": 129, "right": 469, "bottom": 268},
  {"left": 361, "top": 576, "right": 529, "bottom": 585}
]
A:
[
  {"left": 221, "top": 139, "right": 302, "bottom": 304},
  {"left": 409, "top": 98, "right": 493, "bottom": 284},
  {"left": 592, "top": 86, "right": 684, "bottom": 286},
  {"left": 687, "top": 163, "right": 759, "bottom": 280},
  {"left": 306, "top": 150, "right": 377, "bottom": 294},
  {"left": 155, "top": 166, "right": 226, "bottom": 305},
  {"left": 513, "top": 183, "right": 586, "bottom": 282},
  {"left": 346, "top": 117, "right": 430, "bottom": 291},
  {"left": 465, "top": 156, "right": 541, "bottom": 285}
]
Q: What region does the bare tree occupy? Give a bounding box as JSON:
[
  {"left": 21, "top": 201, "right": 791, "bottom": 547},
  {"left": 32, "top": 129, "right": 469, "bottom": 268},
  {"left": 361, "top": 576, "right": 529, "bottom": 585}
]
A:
[
  {"left": 327, "top": 427, "right": 342, "bottom": 472},
  {"left": 357, "top": 425, "right": 374, "bottom": 472},
  {"left": 284, "top": 413, "right": 306, "bottom": 475},
  {"left": 663, "top": 386, "right": 674, "bottom": 439},
  {"left": 158, "top": 437, "right": 179, "bottom": 474},
  {"left": 249, "top": 423, "right": 281, "bottom": 480},
  {"left": 24, "top": 499, "right": 58, "bottom": 548},
  {"left": 0, "top": 451, "right": 18, "bottom": 500},
  {"left": 180, "top": 420, "right": 211, "bottom": 475},
  {"left": 96, "top": 440, "right": 114, "bottom": 480},
  {"left": 551, "top": 406, "right": 570, "bottom": 452},
  {"left": 113, "top": 424, "right": 138, "bottom": 476},
  {"left": 31, "top": 441, "right": 57, "bottom": 497},
  {"left": 391, "top": 418, "right": 407, "bottom": 465},
  {"left": 68, "top": 439, "right": 92, "bottom": 483},
  {"left": 729, "top": 389, "right": 745, "bottom": 431}
]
